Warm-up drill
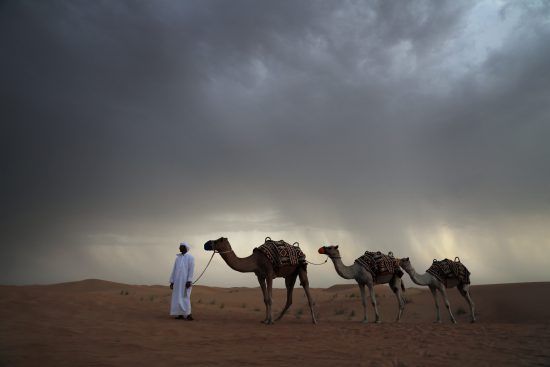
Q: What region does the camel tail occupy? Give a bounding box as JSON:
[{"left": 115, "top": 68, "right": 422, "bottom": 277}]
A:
[{"left": 401, "top": 279, "right": 406, "bottom": 292}]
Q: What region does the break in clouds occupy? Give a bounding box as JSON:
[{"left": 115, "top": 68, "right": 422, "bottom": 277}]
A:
[{"left": 1, "top": 1, "right": 549, "bottom": 287}]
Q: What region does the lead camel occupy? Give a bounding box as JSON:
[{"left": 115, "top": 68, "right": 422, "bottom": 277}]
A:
[{"left": 204, "top": 237, "right": 316, "bottom": 324}]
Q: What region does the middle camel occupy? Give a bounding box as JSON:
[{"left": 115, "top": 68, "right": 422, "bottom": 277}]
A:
[{"left": 318, "top": 245, "right": 406, "bottom": 323}]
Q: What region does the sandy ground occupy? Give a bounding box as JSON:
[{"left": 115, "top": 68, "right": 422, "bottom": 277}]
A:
[{"left": 1, "top": 279, "right": 550, "bottom": 366}]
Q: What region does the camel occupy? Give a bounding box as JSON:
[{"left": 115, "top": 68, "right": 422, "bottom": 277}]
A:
[
  {"left": 399, "top": 257, "right": 476, "bottom": 323},
  {"left": 318, "top": 245, "right": 405, "bottom": 323},
  {"left": 204, "top": 237, "right": 317, "bottom": 324}
]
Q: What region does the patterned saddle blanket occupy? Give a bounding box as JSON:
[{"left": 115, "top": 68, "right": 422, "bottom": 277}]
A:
[
  {"left": 254, "top": 237, "right": 306, "bottom": 268},
  {"left": 427, "top": 258, "right": 471, "bottom": 286},
  {"left": 354, "top": 251, "right": 402, "bottom": 279}
]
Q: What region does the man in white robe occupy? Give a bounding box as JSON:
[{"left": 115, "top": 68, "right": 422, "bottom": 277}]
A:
[{"left": 169, "top": 242, "right": 195, "bottom": 320}]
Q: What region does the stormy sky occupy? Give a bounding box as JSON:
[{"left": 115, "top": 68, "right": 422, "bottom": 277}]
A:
[{"left": 1, "top": 0, "right": 549, "bottom": 287}]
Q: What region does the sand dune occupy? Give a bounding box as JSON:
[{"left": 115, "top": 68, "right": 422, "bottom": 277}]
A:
[{"left": 1, "top": 280, "right": 550, "bottom": 366}]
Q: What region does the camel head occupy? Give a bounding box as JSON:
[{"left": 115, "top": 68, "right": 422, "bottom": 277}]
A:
[
  {"left": 398, "top": 257, "right": 412, "bottom": 271},
  {"left": 318, "top": 245, "right": 340, "bottom": 258},
  {"left": 204, "top": 237, "right": 232, "bottom": 252}
]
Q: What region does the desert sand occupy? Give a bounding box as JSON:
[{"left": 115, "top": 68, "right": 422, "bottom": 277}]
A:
[{"left": 1, "top": 279, "right": 550, "bottom": 366}]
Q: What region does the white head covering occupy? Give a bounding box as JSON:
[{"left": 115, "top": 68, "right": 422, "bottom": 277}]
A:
[{"left": 179, "top": 242, "right": 191, "bottom": 250}]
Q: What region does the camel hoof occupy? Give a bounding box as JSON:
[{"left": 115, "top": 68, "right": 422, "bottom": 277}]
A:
[
  {"left": 375, "top": 320, "right": 381, "bottom": 324},
  {"left": 471, "top": 320, "right": 477, "bottom": 323},
  {"left": 433, "top": 320, "right": 442, "bottom": 324},
  {"left": 362, "top": 320, "right": 369, "bottom": 324}
]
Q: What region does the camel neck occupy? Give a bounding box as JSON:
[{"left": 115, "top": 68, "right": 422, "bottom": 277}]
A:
[
  {"left": 404, "top": 265, "right": 432, "bottom": 286},
  {"left": 330, "top": 256, "right": 356, "bottom": 280},
  {"left": 218, "top": 250, "right": 258, "bottom": 273}
]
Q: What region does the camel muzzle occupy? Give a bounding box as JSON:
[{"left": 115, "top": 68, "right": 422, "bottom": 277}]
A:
[{"left": 204, "top": 240, "right": 214, "bottom": 251}]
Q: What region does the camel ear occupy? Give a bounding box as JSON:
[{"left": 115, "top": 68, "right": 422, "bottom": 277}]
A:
[
  {"left": 335, "top": 245, "right": 339, "bottom": 249},
  {"left": 404, "top": 257, "right": 409, "bottom": 261}
]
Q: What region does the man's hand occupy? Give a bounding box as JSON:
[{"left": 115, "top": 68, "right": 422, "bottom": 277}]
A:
[
  {"left": 170, "top": 283, "right": 174, "bottom": 290},
  {"left": 185, "top": 281, "right": 192, "bottom": 289}
]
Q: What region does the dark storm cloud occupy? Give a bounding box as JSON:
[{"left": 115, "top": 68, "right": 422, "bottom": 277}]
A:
[{"left": 1, "top": 1, "right": 549, "bottom": 285}]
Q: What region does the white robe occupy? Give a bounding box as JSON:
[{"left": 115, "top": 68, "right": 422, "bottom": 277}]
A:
[{"left": 169, "top": 253, "right": 195, "bottom": 316}]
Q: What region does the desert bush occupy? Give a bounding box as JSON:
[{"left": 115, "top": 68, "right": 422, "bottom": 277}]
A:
[{"left": 456, "top": 306, "right": 467, "bottom": 315}]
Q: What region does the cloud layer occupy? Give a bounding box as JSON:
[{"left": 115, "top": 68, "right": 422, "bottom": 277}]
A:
[{"left": 1, "top": 0, "right": 549, "bottom": 286}]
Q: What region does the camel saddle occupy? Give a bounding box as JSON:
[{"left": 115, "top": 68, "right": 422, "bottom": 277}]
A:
[
  {"left": 254, "top": 237, "right": 306, "bottom": 268},
  {"left": 354, "top": 251, "right": 402, "bottom": 280},
  {"left": 426, "top": 257, "right": 471, "bottom": 287}
]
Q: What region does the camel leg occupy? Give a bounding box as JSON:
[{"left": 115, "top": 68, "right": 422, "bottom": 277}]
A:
[
  {"left": 358, "top": 283, "right": 368, "bottom": 323},
  {"left": 276, "top": 273, "right": 298, "bottom": 321},
  {"left": 429, "top": 285, "right": 441, "bottom": 323},
  {"left": 298, "top": 267, "right": 317, "bottom": 324},
  {"left": 257, "top": 275, "right": 270, "bottom": 324},
  {"left": 390, "top": 276, "right": 405, "bottom": 322},
  {"left": 458, "top": 283, "right": 476, "bottom": 323},
  {"left": 367, "top": 283, "right": 381, "bottom": 323},
  {"left": 437, "top": 284, "right": 456, "bottom": 324},
  {"left": 265, "top": 276, "right": 274, "bottom": 324}
]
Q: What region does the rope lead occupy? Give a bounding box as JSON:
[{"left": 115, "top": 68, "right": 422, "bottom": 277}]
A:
[
  {"left": 192, "top": 251, "right": 216, "bottom": 285},
  {"left": 306, "top": 258, "right": 329, "bottom": 266}
]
